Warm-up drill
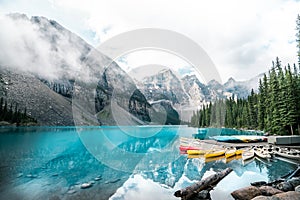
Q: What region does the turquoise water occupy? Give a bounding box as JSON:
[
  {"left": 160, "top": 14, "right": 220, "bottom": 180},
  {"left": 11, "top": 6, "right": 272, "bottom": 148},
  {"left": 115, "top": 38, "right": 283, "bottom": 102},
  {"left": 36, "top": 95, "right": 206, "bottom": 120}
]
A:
[{"left": 0, "top": 126, "right": 297, "bottom": 200}]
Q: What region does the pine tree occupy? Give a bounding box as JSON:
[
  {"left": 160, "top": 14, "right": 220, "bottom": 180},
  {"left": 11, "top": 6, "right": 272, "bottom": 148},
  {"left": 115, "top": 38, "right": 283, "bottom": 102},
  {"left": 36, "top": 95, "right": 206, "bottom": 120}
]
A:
[
  {"left": 285, "top": 65, "right": 298, "bottom": 135},
  {"left": 248, "top": 89, "right": 258, "bottom": 129},
  {"left": 0, "top": 97, "right": 3, "bottom": 120},
  {"left": 258, "top": 78, "right": 266, "bottom": 130},
  {"left": 269, "top": 63, "right": 283, "bottom": 134},
  {"left": 296, "top": 14, "right": 300, "bottom": 66},
  {"left": 293, "top": 63, "right": 300, "bottom": 134}
]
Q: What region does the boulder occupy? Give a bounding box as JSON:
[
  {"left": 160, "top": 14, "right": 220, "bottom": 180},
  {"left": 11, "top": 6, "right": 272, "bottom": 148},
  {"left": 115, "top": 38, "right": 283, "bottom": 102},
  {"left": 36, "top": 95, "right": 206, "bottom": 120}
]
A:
[
  {"left": 271, "top": 191, "right": 300, "bottom": 200},
  {"left": 295, "top": 185, "right": 300, "bottom": 193},
  {"left": 287, "top": 177, "right": 300, "bottom": 188},
  {"left": 190, "top": 190, "right": 211, "bottom": 200},
  {"left": 276, "top": 182, "right": 294, "bottom": 192},
  {"left": 231, "top": 186, "right": 262, "bottom": 200},
  {"left": 259, "top": 186, "right": 283, "bottom": 196},
  {"left": 251, "top": 181, "right": 267, "bottom": 187}
]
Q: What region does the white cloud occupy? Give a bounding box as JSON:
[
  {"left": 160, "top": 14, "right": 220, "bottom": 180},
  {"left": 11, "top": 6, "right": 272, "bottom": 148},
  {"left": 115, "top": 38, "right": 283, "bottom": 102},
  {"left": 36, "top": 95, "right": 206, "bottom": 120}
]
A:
[
  {"left": 0, "top": 0, "right": 299, "bottom": 82},
  {"left": 0, "top": 14, "right": 85, "bottom": 80}
]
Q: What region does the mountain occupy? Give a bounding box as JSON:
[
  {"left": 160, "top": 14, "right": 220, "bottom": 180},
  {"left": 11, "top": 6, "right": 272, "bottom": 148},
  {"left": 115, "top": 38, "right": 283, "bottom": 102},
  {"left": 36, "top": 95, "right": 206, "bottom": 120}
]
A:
[
  {"left": 0, "top": 14, "right": 179, "bottom": 126},
  {"left": 0, "top": 13, "right": 264, "bottom": 125},
  {"left": 137, "top": 69, "right": 264, "bottom": 121},
  {"left": 139, "top": 69, "right": 189, "bottom": 105}
]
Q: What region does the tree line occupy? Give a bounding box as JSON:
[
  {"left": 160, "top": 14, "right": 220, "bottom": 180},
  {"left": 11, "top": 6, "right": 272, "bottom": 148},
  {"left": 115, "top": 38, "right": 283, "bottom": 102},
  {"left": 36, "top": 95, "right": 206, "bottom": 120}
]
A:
[
  {"left": 190, "top": 15, "right": 300, "bottom": 135},
  {"left": 0, "top": 97, "right": 37, "bottom": 125}
]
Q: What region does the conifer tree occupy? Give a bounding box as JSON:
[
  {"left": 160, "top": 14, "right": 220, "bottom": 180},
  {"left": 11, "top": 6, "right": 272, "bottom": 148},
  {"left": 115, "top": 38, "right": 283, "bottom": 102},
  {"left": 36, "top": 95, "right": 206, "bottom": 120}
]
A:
[
  {"left": 296, "top": 14, "right": 300, "bottom": 66},
  {"left": 258, "top": 78, "right": 265, "bottom": 130}
]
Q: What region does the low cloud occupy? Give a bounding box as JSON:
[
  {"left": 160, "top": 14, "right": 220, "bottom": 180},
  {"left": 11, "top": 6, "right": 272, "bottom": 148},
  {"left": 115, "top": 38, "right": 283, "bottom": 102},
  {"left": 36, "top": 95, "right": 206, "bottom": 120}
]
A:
[{"left": 0, "top": 13, "right": 86, "bottom": 80}]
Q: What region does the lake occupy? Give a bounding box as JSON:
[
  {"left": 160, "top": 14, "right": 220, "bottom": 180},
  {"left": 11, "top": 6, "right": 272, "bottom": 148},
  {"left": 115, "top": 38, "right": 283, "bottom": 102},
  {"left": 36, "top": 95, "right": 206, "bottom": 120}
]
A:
[{"left": 0, "top": 126, "right": 297, "bottom": 200}]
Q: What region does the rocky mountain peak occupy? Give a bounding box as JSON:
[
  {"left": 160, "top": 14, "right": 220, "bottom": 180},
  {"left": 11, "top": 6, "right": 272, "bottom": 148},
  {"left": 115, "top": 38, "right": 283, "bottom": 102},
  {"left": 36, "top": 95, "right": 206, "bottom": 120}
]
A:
[
  {"left": 207, "top": 79, "right": 222, "bottom": 88},
  {"left": 227, "top": 77, "right": 236, "bottom": 83}
]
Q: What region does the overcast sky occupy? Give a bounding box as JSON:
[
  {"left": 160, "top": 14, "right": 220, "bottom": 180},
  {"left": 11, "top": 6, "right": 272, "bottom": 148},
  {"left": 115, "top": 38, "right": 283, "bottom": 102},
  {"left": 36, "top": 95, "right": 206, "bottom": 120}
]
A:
[{"left": 0, "top": 0, "right": 299, "bottom": 83}]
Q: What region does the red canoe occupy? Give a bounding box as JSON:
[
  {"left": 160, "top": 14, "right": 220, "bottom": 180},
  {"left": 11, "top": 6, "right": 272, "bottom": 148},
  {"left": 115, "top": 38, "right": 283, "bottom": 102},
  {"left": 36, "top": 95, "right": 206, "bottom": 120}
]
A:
[{"left": 179, "top": 146, "right": 201, "bottom": 151}]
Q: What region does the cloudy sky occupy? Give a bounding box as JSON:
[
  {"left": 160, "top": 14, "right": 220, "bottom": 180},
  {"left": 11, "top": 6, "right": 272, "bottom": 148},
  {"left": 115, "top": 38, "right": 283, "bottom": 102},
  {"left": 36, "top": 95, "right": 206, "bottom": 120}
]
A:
[{"left": 0, "top": 0, "right": 299, "bottom": 83}]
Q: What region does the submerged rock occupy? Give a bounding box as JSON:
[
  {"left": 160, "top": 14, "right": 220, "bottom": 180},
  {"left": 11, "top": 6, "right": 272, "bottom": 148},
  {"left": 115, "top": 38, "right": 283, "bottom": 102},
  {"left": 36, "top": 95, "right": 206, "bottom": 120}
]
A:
[
  {"left": 94, "top": 177, "right": 101, "bottom": 181},
  {"left": 109, "top": 178, "right": 121, "bottom": 183},
  {"left": 26, "top": 174, "right": 37, "bottom": 178},
  {"left": 80, "top": 183, "right": 92, "bottom": 189},
  {"left": 67, "top": 189, "right": 76, "bottom": 194},
  {"left": 231, "top": 186, "right": 262, "bottom": 200}
]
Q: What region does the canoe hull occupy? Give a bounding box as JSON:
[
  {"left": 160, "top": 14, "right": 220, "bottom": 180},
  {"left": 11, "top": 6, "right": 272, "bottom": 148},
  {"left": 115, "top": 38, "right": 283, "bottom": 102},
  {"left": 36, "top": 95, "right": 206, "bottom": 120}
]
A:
[
  {"left": 242, "top": 149, "right": 255, "bottom": 161},
  {"left": 205, "top": 150, "right": 225, "bottom": 158}
]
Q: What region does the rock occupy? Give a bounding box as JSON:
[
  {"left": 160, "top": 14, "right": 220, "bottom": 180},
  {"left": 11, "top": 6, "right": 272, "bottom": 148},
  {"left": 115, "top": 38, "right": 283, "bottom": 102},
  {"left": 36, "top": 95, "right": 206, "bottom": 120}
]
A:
[
  {"left": 89, "top": 180, "right": 95, "bottom": 185},
  {"left": 17, "top": 173, "right": 23, "bottom": 178},
  {"left": 251, "top": 181, "right": 267, "bottom": 187},
  {"left": 295, "top": 185, "right": 300, "bottom": 193},
  {"left": 109, "top": 179, "right": 120, "bottom": 183},
  {"left": 276, "top": 182, "right": 294, "bottom": 192},
  {"left": 67, "top": 189, "right": 76, "bottom": 194},
  {"left": 259, "top": 186, "right": 283, "bottom": 196},
  {"left": 26, "top": 174, "right": 33, "bottom": 178},
  {"left": 94, "top": 177, "right": 101, "bottom": 181},
  {"left": 80, "top": 183, "right": 92, "bottom": 189},
  {"left": 251, "top": 196, "right": 272, "bottom": 200},
  {"left": 231, "top": 186, "right": 262, "bottom": 200},
  {"left": 271, "top": 191, "right": 300, "bottom": 200},
  {"left": 189, "top": 190, "right": 211, "bottom": 200},
  {"left": 288, "top": 177, "right": 300, "bottom": 188}
]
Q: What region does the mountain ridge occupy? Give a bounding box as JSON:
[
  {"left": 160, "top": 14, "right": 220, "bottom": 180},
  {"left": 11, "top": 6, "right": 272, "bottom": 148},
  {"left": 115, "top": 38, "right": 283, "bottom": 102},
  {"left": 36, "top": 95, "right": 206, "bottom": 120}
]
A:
[
  {"left": 0, "top": 13, "right": 265, "bottom": 125},
  {"left": 0, "top": 13, "right": 169, "bottom": 126}
]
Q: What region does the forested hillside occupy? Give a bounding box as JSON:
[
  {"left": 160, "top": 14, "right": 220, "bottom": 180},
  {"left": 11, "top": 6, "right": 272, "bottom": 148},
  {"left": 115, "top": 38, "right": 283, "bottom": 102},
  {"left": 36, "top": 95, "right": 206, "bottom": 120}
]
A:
[{"left": 0, "top": 97, "right": 37, "bottom": 125}]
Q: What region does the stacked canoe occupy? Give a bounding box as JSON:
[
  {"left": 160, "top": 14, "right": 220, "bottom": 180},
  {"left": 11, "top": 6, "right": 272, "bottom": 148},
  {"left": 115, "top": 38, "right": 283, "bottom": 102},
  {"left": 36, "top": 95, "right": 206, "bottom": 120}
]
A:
[{"left": 210, "top": 135, "right": 267, "bottom": 143}]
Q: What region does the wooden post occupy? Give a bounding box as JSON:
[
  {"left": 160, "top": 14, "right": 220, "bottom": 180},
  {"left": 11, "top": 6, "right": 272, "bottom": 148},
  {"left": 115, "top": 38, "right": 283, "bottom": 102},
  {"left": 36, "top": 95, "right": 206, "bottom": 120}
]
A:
[{"left": 174, "top": 168, "right": 233, "bottom": 200}]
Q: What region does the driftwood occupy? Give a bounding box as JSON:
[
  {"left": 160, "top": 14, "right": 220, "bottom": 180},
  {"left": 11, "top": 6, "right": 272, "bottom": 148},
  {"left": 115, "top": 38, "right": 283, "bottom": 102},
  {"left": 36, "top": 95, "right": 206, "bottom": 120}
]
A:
[
  {"left": 287, "top": 165, "right": 300, "bottom": 179},
  {"left": 174, "top": 168, "right": 233, "bottom": 200}
]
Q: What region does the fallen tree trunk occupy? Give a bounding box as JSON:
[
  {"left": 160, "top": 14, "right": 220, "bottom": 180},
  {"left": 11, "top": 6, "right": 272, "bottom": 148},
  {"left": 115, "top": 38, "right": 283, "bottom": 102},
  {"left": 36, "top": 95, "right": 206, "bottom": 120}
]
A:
[
  {"left": 174, "top": 167, "right": 233, "bottom": 200},
  {"left": 287, "top": 166, "right": 300, "bottom": 180}
]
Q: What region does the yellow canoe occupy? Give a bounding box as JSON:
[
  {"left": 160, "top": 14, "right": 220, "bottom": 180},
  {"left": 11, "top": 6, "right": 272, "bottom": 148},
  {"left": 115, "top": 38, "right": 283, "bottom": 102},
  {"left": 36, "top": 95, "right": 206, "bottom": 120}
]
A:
[
  {"left": 225, "top": 148, "right": 236, "bottom": 158},
  {"left": 235, "top": 149, "right": 244, "bottom": 155},
  {"left": 223, "top": 154, "right": 242, "bottom": 164},
  {"left": 187, "top": 149, "right": 207, "bottom": 155},
  {"left": 204, "top": 149, "right": 225, "bottom": 158}
]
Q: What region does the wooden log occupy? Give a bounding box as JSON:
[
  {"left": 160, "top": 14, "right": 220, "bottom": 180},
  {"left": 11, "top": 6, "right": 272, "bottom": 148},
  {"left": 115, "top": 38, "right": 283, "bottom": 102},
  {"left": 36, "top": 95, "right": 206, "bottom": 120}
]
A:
[
  {"left": 174, "top": 167, "right": 233, "bottom": 200},
  {"left": 287, "top": 165, "right": 300, "bottom": 179}
]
